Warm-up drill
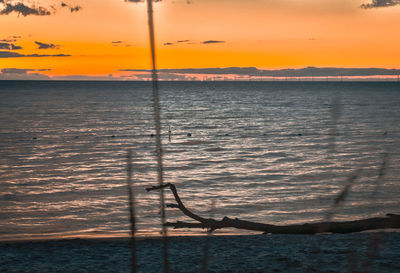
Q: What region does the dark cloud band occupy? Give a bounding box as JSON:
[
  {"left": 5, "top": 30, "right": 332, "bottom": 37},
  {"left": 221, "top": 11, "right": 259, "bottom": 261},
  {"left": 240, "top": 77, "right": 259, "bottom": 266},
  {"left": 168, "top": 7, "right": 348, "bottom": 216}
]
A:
[
  {"left": 1, "top": 68, "right": 52, "bottom": 74},
  {"left": 120, "top": 66, "right": 400, "bottom": 77},
  {"left": 360, "top": 0, "right": 400, "bottom": 9},
  {"left": 0, "top": 51, "right": 71, "bottom": 58}
]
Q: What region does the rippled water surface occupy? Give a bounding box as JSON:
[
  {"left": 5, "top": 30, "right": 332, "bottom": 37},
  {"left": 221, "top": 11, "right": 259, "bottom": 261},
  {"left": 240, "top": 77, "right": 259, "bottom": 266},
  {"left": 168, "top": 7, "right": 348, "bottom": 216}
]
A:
[{"left": 0, "top": 81, "right": 399, "bottom": 240}]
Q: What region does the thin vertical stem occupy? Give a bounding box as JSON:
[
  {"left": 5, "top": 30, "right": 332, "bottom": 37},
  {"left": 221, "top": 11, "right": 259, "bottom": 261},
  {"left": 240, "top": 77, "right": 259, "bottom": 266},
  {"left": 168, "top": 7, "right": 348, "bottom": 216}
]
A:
[
  {"left": 127, "top": 149, "right": 136, "bottom": 273},
  {"left": 146, "top": 1, "right": 169, "bottom": 272},
  {"left": 363, "top": 152, "right": 389, "bottom": 271},
  {"left": 201, "top": 200, "right": 215, "bottom": 273},
  {"left": 328, "top": 96, "right": 341, "bottom": 154}
]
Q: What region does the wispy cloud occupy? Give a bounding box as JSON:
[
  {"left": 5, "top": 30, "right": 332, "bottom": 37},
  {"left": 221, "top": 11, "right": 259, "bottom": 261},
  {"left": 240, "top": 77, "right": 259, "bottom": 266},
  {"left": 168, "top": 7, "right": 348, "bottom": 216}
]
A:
[
  {"left": 0, "top": 51, "right": 70, "bottom": 58},
  {"left": 61, "top": 2, "right": 82, "bottom": 13},
  {"left": 201, "top": 40, "right": 226, "bottom": 44},
  {"left": 35, "top": 41, "right": 60, "bottom": 49},
  {"left": 360, "top": 0, "right": 400, "bottom": 9},
  {"left": 163, "top": 40, "right": 192, "bottom": 46},
  {"left": 111, "top": 40, "right": 132, "bottom": 47},
  {"left": 164, "top": 39, "right": 224, "bottom": 46}
]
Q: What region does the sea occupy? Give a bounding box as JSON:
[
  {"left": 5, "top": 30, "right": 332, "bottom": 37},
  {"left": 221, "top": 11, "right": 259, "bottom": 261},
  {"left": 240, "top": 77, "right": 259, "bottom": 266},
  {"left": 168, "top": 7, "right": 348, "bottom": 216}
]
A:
[{"left": 1, "top": 80, "right": 399, "bottom": 241}]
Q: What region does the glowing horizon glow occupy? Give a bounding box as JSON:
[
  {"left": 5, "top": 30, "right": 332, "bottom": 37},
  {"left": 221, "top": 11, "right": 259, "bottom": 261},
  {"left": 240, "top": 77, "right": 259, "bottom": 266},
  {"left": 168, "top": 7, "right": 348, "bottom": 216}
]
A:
[{"left": 1, "top": 0, "right": 400, "bottom": 79}]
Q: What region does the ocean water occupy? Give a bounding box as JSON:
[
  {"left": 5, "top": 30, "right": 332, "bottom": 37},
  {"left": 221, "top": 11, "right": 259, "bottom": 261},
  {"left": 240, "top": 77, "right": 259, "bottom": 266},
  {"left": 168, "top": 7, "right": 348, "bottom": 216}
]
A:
[{"left": 0, "top": 81, "right": 399, "bottom": 241}]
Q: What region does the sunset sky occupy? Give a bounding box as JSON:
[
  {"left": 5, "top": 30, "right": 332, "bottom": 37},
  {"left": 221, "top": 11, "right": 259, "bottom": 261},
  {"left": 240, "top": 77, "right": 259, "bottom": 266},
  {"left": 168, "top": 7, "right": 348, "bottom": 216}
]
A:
[{"left": 1, "top": 0, "right": 400, "bottom": 80}]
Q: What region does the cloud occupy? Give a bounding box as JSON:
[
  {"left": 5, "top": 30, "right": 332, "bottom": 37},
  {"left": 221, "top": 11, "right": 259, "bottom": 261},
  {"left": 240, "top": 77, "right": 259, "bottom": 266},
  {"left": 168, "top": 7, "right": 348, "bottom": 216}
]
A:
[
  {"left": 11, "top": 44, "right": 22, "bottom": 50},
  {"left": 70, "top": 5, "right": 81, "bottom": 12},
  {"left": 0, "top": 69, "right": 119, "bottom": 81},
  {"left": 360, "top": 0, "right": 400, "bottom": 9},
  {"left": 0, "top": 43, "right": 10, "bottom": 49},
  {"left": 1, "top": 36, "right": 21, "bottom": 43},
  {"left": 0, "top": 51, "right": 24, "bottom": 57},
  {"left": 163, "top": 40, "right": 226, "bottom": 46},
  {"left": 111, "top": 40, "right": 132, "bottom": 47},
  {"left": 0, "top": 68, "right": 121, "bottom": 81},
  {"left": 26, "top": 53, "right": 70, "bottom": 57},
  {"left": 201, "top": 40, "right": 226, "bottom": 44},
  {"left": 61, "top": 2, "right": 82, "bottom": 13},
  {"left": 0, "top": 1, "right": 82, "bottom": 16},
  {"left": 163, "top": 40, "right": 193, "bottom": 46},
  {"left": 1, "top": 68, "right": 34, "bottom": 74},
  {"left": 0, "top": 2, "right": 51, "bottom": 16},
  {"left": 0, "top": 42, "right": 22, "bottom": 50},
  {"left": 35, "top": 41, "right": 60, "bottom": 49},
  {"left": 0, "top": 51, "right": 70, "bottom": 58},
  {"left": 0, "top": 67, "right": 51, "bottom": 80}
]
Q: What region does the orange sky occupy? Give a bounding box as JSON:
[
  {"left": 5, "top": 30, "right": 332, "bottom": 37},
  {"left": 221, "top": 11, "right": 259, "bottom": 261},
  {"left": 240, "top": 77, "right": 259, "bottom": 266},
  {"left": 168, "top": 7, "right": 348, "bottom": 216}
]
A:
[{"left": 1, "top": 0, "right": 400, "bottom": 79}]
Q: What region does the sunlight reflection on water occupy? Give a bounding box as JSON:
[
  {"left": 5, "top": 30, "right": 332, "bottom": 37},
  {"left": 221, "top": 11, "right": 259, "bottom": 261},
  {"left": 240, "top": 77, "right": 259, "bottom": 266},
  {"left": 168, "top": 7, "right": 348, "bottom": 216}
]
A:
[{"left": 0, "top": 81, "right": 399, "bottom": 240}]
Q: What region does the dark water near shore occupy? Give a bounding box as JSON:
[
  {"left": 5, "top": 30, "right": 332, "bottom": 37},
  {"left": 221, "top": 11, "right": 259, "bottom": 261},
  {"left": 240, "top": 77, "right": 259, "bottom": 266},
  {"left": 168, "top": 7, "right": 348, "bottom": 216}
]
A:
[
  {"left": 0, "top": 81, "right": 399, "bottom": 240},
  {"left": 1, "top": 233, "right": 399, "bottom": 273}
]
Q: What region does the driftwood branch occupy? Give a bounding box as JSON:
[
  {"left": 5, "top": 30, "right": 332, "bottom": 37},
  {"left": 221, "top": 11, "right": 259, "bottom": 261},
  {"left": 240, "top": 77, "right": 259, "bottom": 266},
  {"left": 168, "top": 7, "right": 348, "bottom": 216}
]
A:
[{"left": 146, "top": 183, "right": 400, "bottom": 234}]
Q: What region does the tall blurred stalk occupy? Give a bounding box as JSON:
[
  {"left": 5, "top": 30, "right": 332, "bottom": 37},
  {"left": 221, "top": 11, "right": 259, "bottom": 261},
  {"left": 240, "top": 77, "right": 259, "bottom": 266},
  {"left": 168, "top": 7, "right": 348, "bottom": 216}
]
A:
[
  {"left": 127, "top": 150, "right": 136, "bottom": 273},
  {"left": 146, "top": 0, "right": 169, "bottom": 272}
]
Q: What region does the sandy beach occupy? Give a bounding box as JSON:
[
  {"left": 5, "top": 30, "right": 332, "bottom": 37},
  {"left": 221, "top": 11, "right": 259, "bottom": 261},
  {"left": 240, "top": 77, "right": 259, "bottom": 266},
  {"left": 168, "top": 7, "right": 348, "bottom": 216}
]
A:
[{"left": 1, "top": 232, "right": 399, "bottom": 272}]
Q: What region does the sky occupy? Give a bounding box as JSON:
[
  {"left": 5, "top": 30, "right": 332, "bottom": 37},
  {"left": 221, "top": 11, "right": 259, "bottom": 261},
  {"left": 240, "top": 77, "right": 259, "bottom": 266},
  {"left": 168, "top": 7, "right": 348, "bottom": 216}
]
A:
[{"left": 1, "top": 0, "right": 400, "bottom": 80}]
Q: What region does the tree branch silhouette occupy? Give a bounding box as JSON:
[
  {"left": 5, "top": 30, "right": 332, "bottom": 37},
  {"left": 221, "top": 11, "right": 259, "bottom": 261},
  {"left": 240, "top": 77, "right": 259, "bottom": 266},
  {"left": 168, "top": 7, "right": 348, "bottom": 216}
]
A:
[{"left": 146, "top": 183, "right": 400, "bottom": 234}]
